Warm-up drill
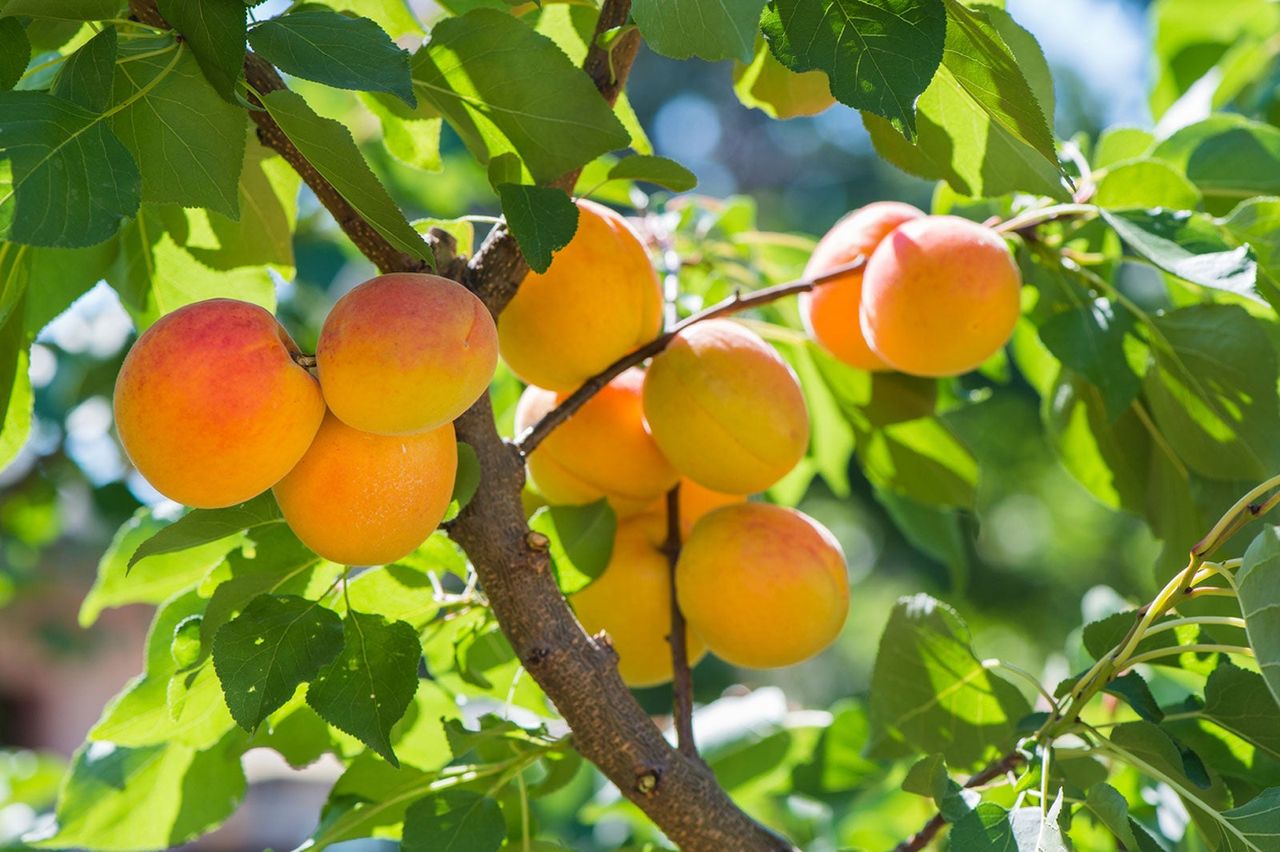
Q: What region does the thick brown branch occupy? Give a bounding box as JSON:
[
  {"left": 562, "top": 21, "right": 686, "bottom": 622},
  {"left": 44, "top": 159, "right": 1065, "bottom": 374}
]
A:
[
  {"left": 661, "top": 485, "right": 700, "bottom": 761},
  {"left": 894, "top": 751, "right": 1027, "bottom": 852},
  {"left": 517, "top": 257, "right": 867, "bottom": 455}
]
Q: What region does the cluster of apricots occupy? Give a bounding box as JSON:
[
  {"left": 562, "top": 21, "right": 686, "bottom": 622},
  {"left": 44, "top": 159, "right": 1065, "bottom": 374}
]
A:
[
  {"left": 801, "top": 201, "right": 1022, "bottom": 376},
  {"left": 112, "top": 196, "right": 1020, "bottom": 687},
  {"left": 113, "top": 273, "right": 498, "bottom": 565}
]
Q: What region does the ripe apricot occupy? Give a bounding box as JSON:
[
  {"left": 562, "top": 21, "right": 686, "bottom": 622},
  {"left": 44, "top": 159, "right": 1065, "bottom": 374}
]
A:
[
  {"left": 801, "top": 201, "right": 923, "bottom": 370},
  {"left": 861, "top": 216, "right": 1021, "bottom": 377},
  {"left": 113, "top": 299, "right": 325, "bottom": 509},
  {"left": 677, "top": 503, "right": 847, "bottom": 669},
  {"left": 316, "top": 273, "right": 498, "bottom": 435},
  {"left": 642, "top": 320, "right": 809, "bottom": 495},
  {"left": 570, "top": 516, "right": 705, "bottom": 687},
  {"left": 273, "top": 413, "right": 457, "bottom": 566},
  {"left": 498, "top": 199, "right": 663, "bottom": 391},
  {"left": 515, "top": 368, "right": 678, "bottom": 516}
]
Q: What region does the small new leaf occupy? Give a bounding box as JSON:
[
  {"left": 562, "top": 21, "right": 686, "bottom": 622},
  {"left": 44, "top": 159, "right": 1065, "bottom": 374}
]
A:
[
  {"left": 248, "top": 10, "right": 415, "bottom": 105},
  {"left": 496, "top": 183, "right": 579, "bottom": 274},
  {"left": 307, "top": 611, "right": 421, "bottom": 766},
  {"left": 212, "top": 593, "right": 344, "bottom": 730},
  {"left": 607, "top": 155, "right": 697, "bottom": 192}
]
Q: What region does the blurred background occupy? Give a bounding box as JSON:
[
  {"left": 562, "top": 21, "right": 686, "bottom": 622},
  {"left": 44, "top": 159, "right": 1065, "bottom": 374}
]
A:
[{"left": 0, "top": 0, "right": 1173, "bottom": 848}]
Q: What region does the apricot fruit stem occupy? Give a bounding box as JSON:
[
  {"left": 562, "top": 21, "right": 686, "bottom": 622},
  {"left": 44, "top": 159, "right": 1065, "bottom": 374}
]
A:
[
  {"left": 516, "top": 256, "right": 868, "bottom": 456},
  {"left": 662, "top": 483, "right": 702, "bottom": 764},
  {"left": 292, "top": 352, "right": 317, "bottom": 369}
]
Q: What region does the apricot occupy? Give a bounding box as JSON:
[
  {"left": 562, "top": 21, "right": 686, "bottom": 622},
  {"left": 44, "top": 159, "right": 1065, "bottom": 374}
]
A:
[
  {"left": 515, "top": 368, "right": 678, "bottom": 516},
  {"left": 570, "top": 516, "right": 705, "bottom": 687},
  {"left": 642, "top": 320, "right": 809, "bottom": 495},
  {"left": 801, "top": 202, "right": 924, "bottom": 370},
  {"left": 316, "top": 273, "right": 498, "bottom": 435},
  {"left": 499, "top": 199, "right": 663, "bottom": 391},
  {"left": 273, "top": 413, "right": 457, "bottom": 566},
  {"left": 677, "top": 503, "right": 847, "bottom": 669},
  {"left": 113, "top": 299, "right": 325, "bottom": 508},
  {"left": 860, "top": 215, "right": 1021, "bottom": 377}
]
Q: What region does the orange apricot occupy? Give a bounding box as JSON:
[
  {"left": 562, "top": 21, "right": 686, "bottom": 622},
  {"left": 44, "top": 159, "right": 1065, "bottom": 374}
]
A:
[
  {"left": 801, "top": 201, "right": 924, "bottom": 370},
  {"left": 515, "top": 368, "right": 679, "bottom": 515},
  {"left": 642, "top": 320, "right": 809, "bottom": 495},
  {"left": 677, "top": 503, "right": 848, "bottom": 669},
  {"left": 570, "top": 516, "right": 705, "bottom": 687},
  {"left": 113, "top": 299, "right": 325, "bottom": 509},
  {"left": 273, "top": 413, "right": 457, "bottom": 566},
  {"left": 860, "top": 215, "right": 1022, "bottom": 377},
  {"left": 316, "top": 273, "right": 498, "bottom": 435},
  {"left": 498, "top": 199, "right": 663, "bottom": 391}
]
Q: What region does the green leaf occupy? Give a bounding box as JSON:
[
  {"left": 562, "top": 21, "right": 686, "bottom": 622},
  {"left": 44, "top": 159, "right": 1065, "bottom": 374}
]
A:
[
  {"left": 0, "top": 288, "right": 31, "bottom": 471},
  {"left": 1144, "top": 304, "right": 1280, "bottom": 481},
  {"left": 867, "top": 594, "right": 1030, "bottom": 769},
  {"left": 1, "top": 0, "right": 120, "bottom": 20},
  {"left": 248, "top": 9, "right": 414, "bottom": 104},
  {"left": 496, "top": 183, "right": 578, "bottom": 274},
  {"left": 1217, "top": 786, "right": 1280, "bottom": 848},
  {"left": 23, "top": 240, "right": 118, "bottom": 334},
  {"left": 0, "top": 90, "right": 141, "bottom": 247},
  {"left": 1084, "top": 783, "right": 1140, "bottom": 849},
  {"left": 607, "top": 155, "right": 696, "bottom": 192},
  {"left": 1101, "top": 208, "right": 1258, "bottom": 299},
  {"left": 1221, "top": 196, "right": 1280, "bottom": 300},
  {"left": 632, "top": 0, "right": 765, "bottom": 62},
  {"left": 128, "top": 493, "right": 283, "bottom": 569},
  {"left": 27, "top": 734, "right": 247, "bottom": 851},
  {"left": 791, "top": 702, "right": 879, "bottom": 794},
  {"left": 212, "top": 593, "right": 345, "bottom": 730},
  {"left": 80, "top": 508, "right": 240, "bottom": 628},
  {"left": 862, "top": 0, "right": 1065, "bottom": 200},
  {"left": 1043, "top": 372, "right": 1149, "bottom": 513},
  {"left": 411, "top": 9, "right": 629, "bottom": 183},
  {"left": 51, "top": 25, "right": 115, "bottom": 111},
  {"left": 1094, "top": 159, "right": 1202, "bottom": 210},
  {"left": 1105, "top": 672, "right": 1163, "bottom": 723},
  {"left": 259, "top": 88, "right": 432, "bottom": 265},
  {"left": 111, "top": 38, "right": 247, "bottom": 217},
  {"left": 345, "top": 563, "right": 440, "bottom": 629},
  {"left": 451, "top": 442, "right": 480, "bottom": 512},
  {"left": 0, "top": 18, "right": 28, "bottom": 91},
  {"left": 762, "top": 0, "right": 945, "bottom": 139},
  {"left": 359, "top": 91, "right": 442, "bottom": 172},
  {"left": 1151, "top": 115, "right": 1280, "bottom": 215},
  {"left": 732, "top": 35, "right": 835, "bottom": 120},
  {"left": 1240, "top": 528, "right": 1280, "bottom": 708},
  {"left": 109, "top": 202, "right": 277, "bottom": 330},
  {"left": 947, "top": 802, "right": 1017, "bottom": 850},
  {"left": 156, "top": 0, "right": 246, "bottom": 103},
  {"left": 307, "top": 612, "right": 421, "bottom": 767},
  {"left": 1195, "top": 663, "right": 1280, "bottom": 767},
  {"left": 402, "top": 790, "right": 505, "bottom": 852},
  {"left": 529, "top": 500, "right": 617, "bottom": 595},
  {"left": 1038, "top": 299, "right": 1142, "bottom": 421},
  {"left": 1093, "top": 126, "right": 1155, "bottom": 168}
]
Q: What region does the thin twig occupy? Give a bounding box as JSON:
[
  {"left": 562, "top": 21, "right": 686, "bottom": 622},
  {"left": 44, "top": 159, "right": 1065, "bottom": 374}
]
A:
[
  {"left": 515, "top": 256, "right": 867, "bottom": 455},
  {"left": 662, "top": 484, "right": 701, "bottom": 762}
]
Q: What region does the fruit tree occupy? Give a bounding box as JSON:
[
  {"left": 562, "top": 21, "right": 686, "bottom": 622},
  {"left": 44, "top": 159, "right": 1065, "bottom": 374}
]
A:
[{"left": 3, "top": 0, "right": 1280, "bottom": 850}]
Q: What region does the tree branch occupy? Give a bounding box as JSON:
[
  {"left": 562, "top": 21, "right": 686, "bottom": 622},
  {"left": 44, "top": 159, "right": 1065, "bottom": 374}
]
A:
[
  {"left": 894, "top": 751, "right": 1027, "bottom": 852},
  {"left": 125, "top": 0, "right": 792, "bottom": 846},
  {"left": 661, "top": 484, "right": 700, "bottom": 761},
  {"left": 516, "top": 257, "right": 867, "bottom": 455}
]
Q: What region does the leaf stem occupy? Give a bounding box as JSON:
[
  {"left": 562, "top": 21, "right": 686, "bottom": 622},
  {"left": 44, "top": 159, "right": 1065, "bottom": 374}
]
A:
[{"left": 1123, "top": 644, "right": 1254, "bottom": 669}]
